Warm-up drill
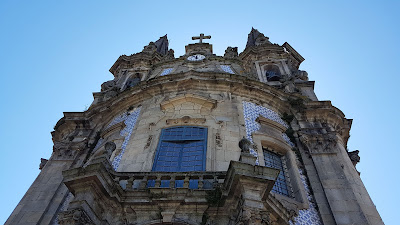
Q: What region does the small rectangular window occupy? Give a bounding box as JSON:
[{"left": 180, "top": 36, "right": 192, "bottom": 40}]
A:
[
  {"left": 263, "top": 148, "right": 290, "bottom": 196},
  {"left": 220, "top": 65, "right": 235, "bottom": 74},
  {"left": 160, "top": 68, "right": 173, "bottom": 76}
]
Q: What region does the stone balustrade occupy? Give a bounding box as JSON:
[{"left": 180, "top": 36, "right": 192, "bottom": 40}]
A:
[{"left": 112, "top": 171, "right": 226, "bottom": 190}]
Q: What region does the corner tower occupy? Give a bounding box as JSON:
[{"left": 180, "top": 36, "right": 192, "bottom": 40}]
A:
[{"left": 6, "top": 30, "right": 383, "bottom": 225}]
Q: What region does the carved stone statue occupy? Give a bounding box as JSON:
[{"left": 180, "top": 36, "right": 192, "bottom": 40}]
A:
[
  {"left": 224, "top": 47, "right": 238, "bottom": 58},
  {"left": 104, "top": 141, "right": 116, "bottom": 158},
  {"left": 293, "top": 70, "right": 308, "bottom": 81},
  {"left": 238, "top": 137, "right": 252, "bottom": 153}
]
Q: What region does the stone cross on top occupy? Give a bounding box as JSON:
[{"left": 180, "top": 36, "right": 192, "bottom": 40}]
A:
[{"left": 192, "top": 33, "right": 211, "bottom": 43}]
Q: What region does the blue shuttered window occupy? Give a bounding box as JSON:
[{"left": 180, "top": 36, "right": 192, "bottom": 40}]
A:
[{"left": 152, "top": 126, "right": 207, "bottom": 172}]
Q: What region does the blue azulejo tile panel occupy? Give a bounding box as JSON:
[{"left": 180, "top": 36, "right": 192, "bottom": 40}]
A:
[
  {"left": 220, "top": 65, "right": 235, "bottom": 74},
  {"left": 160, "top": 68, "right": 173, "bottom": 76},
  {"left": 111, "top": 107, "right": 142, "bottom": 170},
  {"left": 289, "top": 169, "right": 322, "bottom": 225},
  {"left": 242, "top": 101, "right": 292, "bottom": 159}
]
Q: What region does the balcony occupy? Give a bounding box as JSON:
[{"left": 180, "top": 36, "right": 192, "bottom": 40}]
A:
[{"left": 60, "top": 155, "right": 289, "bottom": 224}]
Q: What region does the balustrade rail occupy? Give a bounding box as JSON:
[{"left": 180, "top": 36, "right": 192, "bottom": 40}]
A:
[{"left": 111, "top": 171, "right": 226, "bottom": 191}]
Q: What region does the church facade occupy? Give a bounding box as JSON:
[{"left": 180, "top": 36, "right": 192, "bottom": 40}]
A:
[{"left": 6, "top": 29, "right": 383, "bottom": 225}]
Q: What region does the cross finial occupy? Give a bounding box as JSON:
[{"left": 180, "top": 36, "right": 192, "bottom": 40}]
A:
[{"left": 192, "top": 33, "right": 211, "bottom": 43}]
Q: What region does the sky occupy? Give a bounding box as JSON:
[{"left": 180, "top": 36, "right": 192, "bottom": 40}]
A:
[{"left": 0, "top": 1, "right": 398, "bottom": 224}]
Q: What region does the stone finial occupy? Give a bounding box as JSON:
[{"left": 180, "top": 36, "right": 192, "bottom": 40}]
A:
[
  {"left": 155, "top": 34, "right": 169, "bottom": 56},
  {"left": 239, "top": 137, "right": 252, "bottom": 153},
  {"left": 246, "top": 28, "right": 271, "bottom": 48}
]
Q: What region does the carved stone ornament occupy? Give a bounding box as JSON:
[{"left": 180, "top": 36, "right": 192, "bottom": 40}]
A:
[
  {"left": 166, "top": 116, "right": 206, "bottom": 125},
  {"left": 144, "top": 135, "right": 153, "bottom": 149},
  {"left": 101, "top": 80, "right": 116, "bottom": 92},
  {"left": 104, "top": 141, "right": 116, "bottom": 158},
  {"left": 238, "top": 137, "right": 252, "bottom": 153},
  {"left": 224, "top": 47, "right": 238, "bottom": 58},
  {"left": 235, "top": 207, "right": 276, "bottom": 225},
  {"left": 216, "top": 133, "right": 223, "bottom": 148},
  {"left": 347, "top": 150, "right": 360, "bottom": 167},
  {"left": 293, "top": 70, "right": 308, "bottom": 81},
  {"left": 39, "top": 158, "right": 48, "bottom": 170},
  {"left": 142, "top": 42, "right": 157, "bottom": 53},
  {"left": 58, "top": 208, "right": 94, "bottom": 225},
  {"left": 52, "top": 138, "right": 88, "bottom": 160},
  {"left": 299, "top": 132, "right": 338, "bottom": 154}
]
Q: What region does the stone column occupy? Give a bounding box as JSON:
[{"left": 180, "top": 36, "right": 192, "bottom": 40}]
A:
[{"left": 299, "top": 129, "right": 383, "bottom": 225}]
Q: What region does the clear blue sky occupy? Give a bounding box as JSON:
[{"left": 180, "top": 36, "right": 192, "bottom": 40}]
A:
[{"left": 0, "top": 1, "right": 398, "bottom": 224}]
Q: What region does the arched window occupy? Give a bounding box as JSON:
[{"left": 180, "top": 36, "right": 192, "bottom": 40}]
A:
[
  {"left": 124, "top": 73, "right": 141, "bottom": 89},
  {"left": 264, "top": 65, "right": 281, "bottom": 82}
]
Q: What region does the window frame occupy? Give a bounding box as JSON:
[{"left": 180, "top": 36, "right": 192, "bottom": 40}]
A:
[
  {"left": 152, "top": 126, "right": 208, "bottom": 172},
  {"left": 263, "top": 147, "right": 291, "bottom": 197},
  {"left": 252, "top": 133, "right": 309, "bottom": 210}
]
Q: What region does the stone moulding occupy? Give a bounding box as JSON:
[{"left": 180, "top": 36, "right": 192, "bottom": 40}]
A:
[
  {"left": 256, "top": 115, "right": 287, "bottom": 133},
  {"left": 160, "top": 93, "right": 217, "bottom": 111},
  {"left": 100, "top": 120, "right": 126, "bottom": 139},
  {"left": 166, "top": 116, "right": 206, "bottom": 125}
]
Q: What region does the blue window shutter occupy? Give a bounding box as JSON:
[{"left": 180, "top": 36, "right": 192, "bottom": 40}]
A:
[{"left": 152, "top": 126, "right": 207, "bottom": 172}]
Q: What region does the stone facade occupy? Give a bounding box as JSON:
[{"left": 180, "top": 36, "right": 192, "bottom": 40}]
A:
[{"left": 6, "top": 29, "right": 383, "bottom": 225}]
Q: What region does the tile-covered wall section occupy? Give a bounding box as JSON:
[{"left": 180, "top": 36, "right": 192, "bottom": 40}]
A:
[
  {"left": 242, "top": 101, "right": 321, "bottom": 225},
  {"left": 290, "top": 169, "right": 322, "bottom": 225},
  {"left": 109, "top": 107, "right": 141, "bottom": 170}
]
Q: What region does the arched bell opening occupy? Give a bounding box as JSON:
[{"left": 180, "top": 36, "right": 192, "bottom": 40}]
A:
[
  {"left": 264, "top": 64, "right": 281, "bottom": 82},
  {"left": 124, "top": 72, "right": 142, "bottom": 89}
]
